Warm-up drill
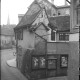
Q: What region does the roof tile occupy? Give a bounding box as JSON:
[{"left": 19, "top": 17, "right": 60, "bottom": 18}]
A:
[{"left": 49, "top": 16, "right": 70, "bottom": 31}]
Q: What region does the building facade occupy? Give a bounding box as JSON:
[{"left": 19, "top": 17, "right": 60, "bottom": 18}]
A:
[
  {"left": 1, "top": 25, "right": 16, "bottom": 49},
  {"left": 14, "top": 0, "right": 79, "bottom": 80}
]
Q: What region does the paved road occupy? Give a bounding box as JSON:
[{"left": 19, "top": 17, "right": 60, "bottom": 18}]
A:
[{"left": 1, "top": 49, "right": 27, "bottom": 80}]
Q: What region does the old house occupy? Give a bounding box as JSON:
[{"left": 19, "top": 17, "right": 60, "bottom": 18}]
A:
[{"left": 14, "top": 0, "right": 79, "bottom": 80}]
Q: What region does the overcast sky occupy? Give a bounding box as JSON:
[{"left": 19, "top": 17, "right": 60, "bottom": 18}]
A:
[{"left": 1, "top": 0, "right": 65, "bottom": 25}]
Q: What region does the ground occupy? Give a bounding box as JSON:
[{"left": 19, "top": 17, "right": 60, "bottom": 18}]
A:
[{"left": 1, "top": 49, "right": 27, "bottom": 80}]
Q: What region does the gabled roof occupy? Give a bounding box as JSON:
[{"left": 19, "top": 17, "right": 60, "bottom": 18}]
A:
[
  {"left": 49, "top": 15, "right": 70, "bottom": 32},
  {"left": 14, "top": 0, "right": 70, "bottom": 32},
  {"left": 14, "top": 1, "right": 42, "bottom": 30},
  {"left": 15, "top": 11, "right": 41, "bottom": 29}
]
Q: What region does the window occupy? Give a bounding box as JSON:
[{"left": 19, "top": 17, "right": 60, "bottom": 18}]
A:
[
  {"left": 47, "top": 59, "right": 57, "bottom": 70},
  {"left": 39, "top": 57, "right": 46, "bottom": 68},
  {"left": 60, "top": 55, "right": 68, "bottom": 68},
  {"left": 59, "top": 33, "right": 69, "bottom": 41},
  {"left": 31, "top": 55, "right": 46, "bottom": 70},
  {"left": 32, "top": 57, "right": 39, "bottom": 70},
  {"left": 58, "top": 11, "right": 61, "bottom": 15},
  {"left": 31, "top": 54, "right": 68, "bottom": 78},
  {"left": 53, "top": 13, "right": 56, "bottom": 16},
  {"left": 58, "top": 12, "right": 61, "bottom": 15},
  {"left": 51, "top": 30, "right": 55, "bottom": 41}
]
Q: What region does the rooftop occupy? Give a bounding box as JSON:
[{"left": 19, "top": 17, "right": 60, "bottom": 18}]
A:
[
  {"left": 49, "top": 15, "right": 70, "bottom": 32},
  {"left": 1, "top": 25, "right": 16, "bottom": 36}
]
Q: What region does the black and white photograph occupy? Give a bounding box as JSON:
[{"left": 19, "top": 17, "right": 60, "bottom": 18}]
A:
[{"left": 0, "top": 0, "right": 80, "bottom": 80}]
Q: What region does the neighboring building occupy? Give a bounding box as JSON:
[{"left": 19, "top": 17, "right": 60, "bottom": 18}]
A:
[{"left": 1, "top": 25, "right": 16, "bottom": 49}]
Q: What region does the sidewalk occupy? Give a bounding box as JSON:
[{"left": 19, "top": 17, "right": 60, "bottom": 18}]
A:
[{"left": 6, "top": 58, "right": 16, "bottom": 68}]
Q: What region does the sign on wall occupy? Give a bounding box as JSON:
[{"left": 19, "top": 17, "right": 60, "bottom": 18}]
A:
[
  {"left": 60, "top": 55, "right": 68, "bottom": 68},
  {"left": 31, "top": 55, "right": 46, "bottom": 70},
  {"left": 39, "top": 57, "right": 46, "bottom": 68}
]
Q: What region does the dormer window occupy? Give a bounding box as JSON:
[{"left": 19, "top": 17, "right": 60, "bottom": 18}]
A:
[{"left": 59, "top": 33, "right": 69, "bottom": 41}]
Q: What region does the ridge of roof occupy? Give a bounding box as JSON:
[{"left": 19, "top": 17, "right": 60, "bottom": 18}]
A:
[
  {"left": 14, "top": 1, "right": 42, "bottom": 30},
  {"left": 15, "top": 10, "right": 41, "bottom": 30},
  {"left": 14, "top": 1, "right": 51, "bottom": 30}
]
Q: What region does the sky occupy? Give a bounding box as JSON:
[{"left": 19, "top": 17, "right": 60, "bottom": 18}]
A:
[{"left": 1, "top": 0, "right": 65, "bottom": 25}]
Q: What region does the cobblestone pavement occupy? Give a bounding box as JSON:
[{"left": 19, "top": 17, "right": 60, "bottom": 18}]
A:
[{"left": 1, "top": 49, "right": 27, "bottom": 80}]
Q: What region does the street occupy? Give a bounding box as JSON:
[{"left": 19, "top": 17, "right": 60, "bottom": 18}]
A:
[{"left": 1, "top": 49, "right": 27, "bottom": 80}]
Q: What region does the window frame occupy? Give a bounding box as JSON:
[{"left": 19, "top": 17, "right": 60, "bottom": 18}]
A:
[
  {"left": 60, "top": 54, "right": 68, "bottom": 68},
  {"left": 59, "top": 33, "right": 69, "bottom": 41},
  {"left": 51, "top": 30, "right": 56, "bottom": 41},
  {"left": 47, "top": 58, "right": 57, "bottom": 70},
  {"left": 31, "top": 55, "right": 46, "bottom": 71}
]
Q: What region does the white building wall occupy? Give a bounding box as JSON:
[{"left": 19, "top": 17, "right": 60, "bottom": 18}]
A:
[
  {"left": 32, "top": 9, "right": 49, "bottom": 26},
  {"left": 18, "top": 29, "right": 35, "bottom": 49},
  {"left": 69, "top": 33, "right": 79, "bottom": 41}
]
